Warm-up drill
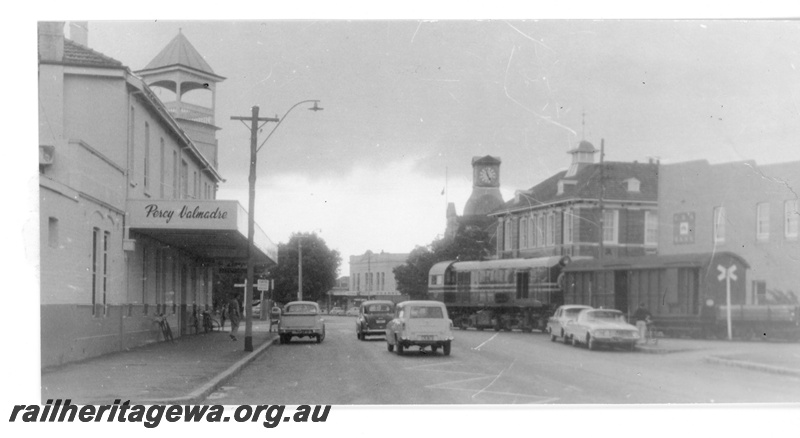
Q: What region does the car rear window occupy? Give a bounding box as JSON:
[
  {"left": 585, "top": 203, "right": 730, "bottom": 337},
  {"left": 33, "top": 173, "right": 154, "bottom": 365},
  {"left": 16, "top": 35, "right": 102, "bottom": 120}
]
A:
[
  {"left": 365, "top": 304, "right": 393, "bottom": 313},
  {"left": 285, "top": 304, "right": 317, "bottom": 314},
  {"left": 564, "top": 308, "right": 585, "bottom": 317},
  {"left": 585, "top": 310, "right": 624, "bottom": 322},
  {"left": 409, "top": 306, "right": 444, "bottom": 318}
]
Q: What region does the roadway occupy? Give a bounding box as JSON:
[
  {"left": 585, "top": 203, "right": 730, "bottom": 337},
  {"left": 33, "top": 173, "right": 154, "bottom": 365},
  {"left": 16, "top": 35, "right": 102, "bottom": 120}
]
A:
[{"left": 203, "top": 315, "right": 800, "bottom": 405}]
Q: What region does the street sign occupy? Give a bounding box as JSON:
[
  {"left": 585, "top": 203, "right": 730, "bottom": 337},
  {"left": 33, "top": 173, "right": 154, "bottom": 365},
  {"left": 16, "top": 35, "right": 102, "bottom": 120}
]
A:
[
  {"left": 717, "top": 264, "right": 738, "bottom": 341},
  {"left": 234, "top": 281, "right": 258, "bottom": 288},
  {"left": 257, "top": 279, "right": 270, "bottom": 291}
]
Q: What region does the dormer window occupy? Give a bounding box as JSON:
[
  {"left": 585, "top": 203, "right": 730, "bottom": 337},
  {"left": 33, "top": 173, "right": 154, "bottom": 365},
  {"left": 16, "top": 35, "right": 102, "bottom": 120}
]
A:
[
  {"left": 625, "top": 178, "right": 641, "bottom": 193},
  {"left": 557, "top": 179, "right": 577, "bottom": 195}
]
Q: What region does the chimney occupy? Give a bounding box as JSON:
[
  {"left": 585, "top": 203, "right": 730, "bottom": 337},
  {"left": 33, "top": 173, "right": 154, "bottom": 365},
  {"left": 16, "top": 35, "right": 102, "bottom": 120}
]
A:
[
  {"left": 38, "top": 22, "right": 65, "bottom": 62},
  {"left": 69, "top": 21, "right": 89, "bottom": 47}
]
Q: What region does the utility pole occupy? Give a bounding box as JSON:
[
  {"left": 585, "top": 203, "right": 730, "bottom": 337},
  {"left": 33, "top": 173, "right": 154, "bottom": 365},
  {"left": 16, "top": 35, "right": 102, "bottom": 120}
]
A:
[
  {"left": 230, "top": 100, "right": 322, "bottom": 349},
  {"left": 298, "top": 238, "right": 303, "bottom": 301},
  {"left": 598, "top": 138, "right": 605, "bottom": 261},
  {"left": 230, "top": 106, "right": 279, "bottom": 352}
]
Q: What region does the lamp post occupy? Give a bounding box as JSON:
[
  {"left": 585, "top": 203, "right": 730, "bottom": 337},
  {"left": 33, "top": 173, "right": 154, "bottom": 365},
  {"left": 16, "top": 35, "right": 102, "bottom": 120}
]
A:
[
  {"left": 298, "top": 238, "right": 303, "bottom": 301},
  {"left": 231, "top": 100, "right": 322, "bottom": 351}
]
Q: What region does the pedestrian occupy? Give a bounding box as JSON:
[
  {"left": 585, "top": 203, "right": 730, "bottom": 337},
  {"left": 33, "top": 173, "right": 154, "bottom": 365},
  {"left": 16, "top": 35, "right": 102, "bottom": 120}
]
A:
[
  {"left": 227, "top": 295, "right": 241, "bottom": 341},
  {"left": 632, "top": 302, "right": 653, "bottom": 343},
  {"left": 269, "top": 305, "right": 282, "bottom": 333},
  {"left": 219, "top": 300, "right": 227, "bottom": 331}
]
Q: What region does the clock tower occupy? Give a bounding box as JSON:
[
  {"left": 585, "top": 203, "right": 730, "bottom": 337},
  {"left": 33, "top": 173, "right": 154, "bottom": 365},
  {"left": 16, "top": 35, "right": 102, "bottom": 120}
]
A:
[{"left": 464, "top": 156, "right": 504, "bottom": 217}]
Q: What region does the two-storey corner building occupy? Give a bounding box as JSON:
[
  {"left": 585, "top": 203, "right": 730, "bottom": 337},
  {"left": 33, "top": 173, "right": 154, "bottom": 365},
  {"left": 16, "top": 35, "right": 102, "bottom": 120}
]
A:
[
  {"left": 38, "top": 22, "right": 277, "bottom": 367},
  {"left": 657, "top": 159, "right": 800, "bottom": 304},
  {"left": 489, "top": 140, "right": 659, "bottom": 260},
  {"left": 347, "top": 251, "right": 409, "bottom": 305}
]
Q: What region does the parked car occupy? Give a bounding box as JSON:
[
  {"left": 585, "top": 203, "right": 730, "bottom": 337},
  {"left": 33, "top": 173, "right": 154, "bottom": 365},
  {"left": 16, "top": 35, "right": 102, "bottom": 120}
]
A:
[
  {"left": 277, "top": 301, "right": 325, "bottom": 344},
  {"left": 563, "top": 308, "right": 640, "bottom": 351},
  {"left": 329, "top": 307, "right": 344, "bottom": 316},
  {"left": 249, "top": 300, "right": 263, "bottom": 318},
  {"left": 386, "top": 300, "right": 454, "bottom": 355},
  {"left": 547, "top": 304, "right": 593, "bottom": 343},
  {"left": 345, "top": 307, "right": 360, "bottom": 316},
  {"left": 356, "top": 300, "right": 395, "bottom": 340}
]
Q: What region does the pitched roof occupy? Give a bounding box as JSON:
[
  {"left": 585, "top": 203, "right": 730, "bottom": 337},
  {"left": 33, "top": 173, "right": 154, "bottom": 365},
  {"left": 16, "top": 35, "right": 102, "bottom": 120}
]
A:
[
  {"left": 142, "top": 30, "right": 216, "bottom": 75},
  {"left": 493, "top": 161, "right": 658, "bottom": 214},
  {"left": 61, "top": 39, "right": 125, "bottom": 68}
]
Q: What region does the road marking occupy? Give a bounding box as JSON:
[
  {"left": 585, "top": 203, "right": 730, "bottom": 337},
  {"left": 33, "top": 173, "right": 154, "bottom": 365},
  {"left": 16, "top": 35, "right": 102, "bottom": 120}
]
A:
[
  {"left": 428, "top": 386, "right": 559, "bottom": 404},
  {"left": 472, "top": 333, "right": 499, "bottom": 351},
  {"left": 472, "top": 358, "right": 516, "bottom": 400},
  {"left": 405, "top": 361, "right": 465, "bottom": 371},
  {"left": 426, "top": 375, "right": 497, "bottom": 388}
]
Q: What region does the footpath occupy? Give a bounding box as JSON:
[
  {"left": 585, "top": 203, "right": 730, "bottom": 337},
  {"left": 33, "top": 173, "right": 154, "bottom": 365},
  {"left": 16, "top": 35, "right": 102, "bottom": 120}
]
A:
[
  {"left": 636, "top": 336, "right": 800, "bottom": 377},
  {"left": 41, "top": 320, "right": 278, "bottom": 405}
]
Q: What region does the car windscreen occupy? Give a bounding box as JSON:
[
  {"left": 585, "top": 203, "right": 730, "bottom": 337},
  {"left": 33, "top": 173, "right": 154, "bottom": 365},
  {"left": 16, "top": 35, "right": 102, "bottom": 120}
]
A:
[
  {"left": 285, "top": 304, "right": 317, "bottom": 314},
  {"left": 409, "top": 306, "right": 444, "bottom": 318},
  {"left": 364, "top": 304, "right": 393, "bottom": 313}
]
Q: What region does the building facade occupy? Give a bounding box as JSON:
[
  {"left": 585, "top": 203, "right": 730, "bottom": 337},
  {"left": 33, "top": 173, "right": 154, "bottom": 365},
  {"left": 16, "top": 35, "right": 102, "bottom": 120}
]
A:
[
  {"left": 657, "top": 159, "right": 800, "bottom": 304},
  {"left": 346, "top": 251, "right": 409, "bottom": 305},
  {"left": 38, "top": 23, "right": 276, "bottom": 367},
  {"left": 490, "top": 140, "right": 659, "bottom": 260}
]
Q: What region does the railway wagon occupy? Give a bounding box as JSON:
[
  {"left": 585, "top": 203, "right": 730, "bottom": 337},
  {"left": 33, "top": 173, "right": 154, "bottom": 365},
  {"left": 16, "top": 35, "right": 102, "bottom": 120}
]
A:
[
  {"left": 427, "top": 256, "right": 575, "bottom": 332},
  {"left": 562, "top": 251, "right": 800, "bottom": 340}
]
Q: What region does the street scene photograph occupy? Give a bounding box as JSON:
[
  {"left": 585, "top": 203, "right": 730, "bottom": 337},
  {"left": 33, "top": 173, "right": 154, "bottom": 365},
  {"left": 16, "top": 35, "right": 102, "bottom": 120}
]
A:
[{"left": 12, "top": 10, "right": 800, "bottom": 436}]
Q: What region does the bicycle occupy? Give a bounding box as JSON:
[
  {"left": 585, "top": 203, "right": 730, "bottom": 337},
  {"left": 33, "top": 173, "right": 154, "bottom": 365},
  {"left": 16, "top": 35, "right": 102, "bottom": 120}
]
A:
[
  {"left": 155, "top": 314, "right": 174, "bottom": 343},
  {"left": 644, "top": 320, "right": 660, "bottom": 345},
  {"left": 202, "top": 310, "right": 220, "bottom": 333}
]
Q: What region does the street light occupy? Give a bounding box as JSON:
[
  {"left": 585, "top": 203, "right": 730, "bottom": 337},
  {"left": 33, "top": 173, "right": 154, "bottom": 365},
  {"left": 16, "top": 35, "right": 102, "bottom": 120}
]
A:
[{"left": 231, "top": 100, "right": 322, "bottom": 351}]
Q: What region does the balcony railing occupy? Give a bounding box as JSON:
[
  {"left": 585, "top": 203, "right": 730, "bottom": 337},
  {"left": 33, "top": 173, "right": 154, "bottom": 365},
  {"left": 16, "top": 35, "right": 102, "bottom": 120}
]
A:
[{"left": 164, "top": 101, "right": 214, "bottom": 125}]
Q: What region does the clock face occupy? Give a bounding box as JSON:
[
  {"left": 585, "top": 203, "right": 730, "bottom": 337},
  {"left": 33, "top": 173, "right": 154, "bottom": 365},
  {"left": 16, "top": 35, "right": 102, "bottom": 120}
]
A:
[{"left": 479, "top": 167, "right": 497, "bottom": 184}]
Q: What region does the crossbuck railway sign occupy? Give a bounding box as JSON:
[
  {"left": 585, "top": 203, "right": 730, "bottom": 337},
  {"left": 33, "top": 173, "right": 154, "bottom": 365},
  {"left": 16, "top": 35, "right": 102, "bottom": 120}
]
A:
[{"left": 717, "top": 264, "right": 738, "bottom": 340}]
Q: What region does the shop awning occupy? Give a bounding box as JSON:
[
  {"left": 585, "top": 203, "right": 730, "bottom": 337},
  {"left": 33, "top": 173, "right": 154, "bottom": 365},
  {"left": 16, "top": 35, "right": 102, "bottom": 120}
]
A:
[{"left": 127, "top": 199, "right": 277, "bottom": 264}]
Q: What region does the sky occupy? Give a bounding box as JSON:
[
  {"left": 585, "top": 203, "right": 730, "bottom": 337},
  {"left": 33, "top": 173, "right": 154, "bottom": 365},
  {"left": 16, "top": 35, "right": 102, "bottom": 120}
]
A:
[{"left": 71, "top": 18, "right": 800, "bottom": 277}]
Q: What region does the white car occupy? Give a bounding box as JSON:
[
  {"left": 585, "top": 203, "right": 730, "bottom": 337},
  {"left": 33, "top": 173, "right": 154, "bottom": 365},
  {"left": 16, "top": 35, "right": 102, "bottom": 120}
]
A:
[
  {"left": 277, "top": 301, "right": 326, "bottom": 344},
  {"left": 563, "top": 308, "right": 640, "bottom": 351},
  {"left": 385, "top": 300, "right": 454, "bottom": 355},
  {"left": 547, "top": 305, "right": 593, "bottom": 343}
]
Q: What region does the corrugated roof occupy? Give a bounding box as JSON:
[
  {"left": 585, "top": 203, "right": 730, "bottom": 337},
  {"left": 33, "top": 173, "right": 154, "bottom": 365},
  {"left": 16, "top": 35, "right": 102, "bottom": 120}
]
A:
[
  {"left": 61, "top": 39, "right": 124, "bottom": 68},
  {"left": 143, "top": 30, "right": 215, "bottom": 75}
]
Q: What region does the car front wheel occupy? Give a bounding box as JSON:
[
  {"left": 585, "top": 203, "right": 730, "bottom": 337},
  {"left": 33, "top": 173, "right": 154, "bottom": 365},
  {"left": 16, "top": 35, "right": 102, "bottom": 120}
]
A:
[{"left": 587, "top": 335, "right": 596, "bottom": 351}]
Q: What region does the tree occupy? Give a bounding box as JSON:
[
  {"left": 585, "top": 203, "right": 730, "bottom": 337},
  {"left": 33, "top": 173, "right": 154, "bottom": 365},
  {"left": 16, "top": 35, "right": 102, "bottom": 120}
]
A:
[
  {"left": 394, "top": 225, "right": 492, "bottom": 300},
  {"left": 269, "top": 232, "right": 341, "bottom": 305},
  {"left": 393, "top": 245, "right": 438, "bottom": 300}
]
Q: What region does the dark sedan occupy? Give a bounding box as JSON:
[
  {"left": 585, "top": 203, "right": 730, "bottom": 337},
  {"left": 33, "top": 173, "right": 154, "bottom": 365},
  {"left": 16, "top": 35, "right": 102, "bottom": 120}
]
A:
[{"left": 356, "top": 300, "right": 395, "bottom": 340}]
